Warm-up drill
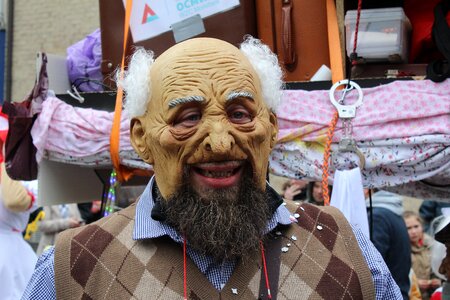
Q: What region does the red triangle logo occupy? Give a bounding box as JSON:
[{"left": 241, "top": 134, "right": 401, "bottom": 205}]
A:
[{"left": 141, "top": 4, "right": 158, "bottom": 24}]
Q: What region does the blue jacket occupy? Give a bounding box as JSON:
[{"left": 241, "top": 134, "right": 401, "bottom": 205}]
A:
[{"left": 367, "top": 191, "right": 411, "bottom": 300}]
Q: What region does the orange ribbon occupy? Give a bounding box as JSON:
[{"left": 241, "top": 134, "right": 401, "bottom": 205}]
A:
[
  {"left": 109, "top": 0, "right": 134, "bottom": 182},
  {"left": 322, "top": 0, "right": 345, "bottom": 206}
]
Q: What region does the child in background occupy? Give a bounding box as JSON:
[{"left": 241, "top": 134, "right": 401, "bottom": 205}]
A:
[{"left": 404, "top": 211, "right": 441, "bottom": 300}]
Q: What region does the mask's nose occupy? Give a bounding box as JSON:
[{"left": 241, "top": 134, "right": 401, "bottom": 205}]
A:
[{"left": 202, "top": 121, "right": 235, "bottom": 154}]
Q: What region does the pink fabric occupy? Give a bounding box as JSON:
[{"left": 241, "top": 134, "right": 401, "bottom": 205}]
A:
[
  {"left": 31, "top": 96, "right": 133, "bottom": 162},
  {"left": 277, "top": 79, "right": 450, "bottom": 143}
]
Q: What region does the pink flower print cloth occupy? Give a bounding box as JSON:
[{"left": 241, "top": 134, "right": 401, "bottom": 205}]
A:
[
  {"left": 270, "top": 134, "right": 450, "bottom": 200},
  {"left": 276, "top": 79, "right": 450, "bottom": 143},
  {"left": 31, "top": 96, "right": 133, "bottom": 162}
]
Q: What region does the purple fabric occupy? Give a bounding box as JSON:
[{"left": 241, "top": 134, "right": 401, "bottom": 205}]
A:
[{"left": 66, "top": 29, "right": 103, "bottom": 92}]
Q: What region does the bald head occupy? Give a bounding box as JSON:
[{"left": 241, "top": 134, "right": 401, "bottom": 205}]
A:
[
  {"left": 154, "top": 37, "right": 248, "bottom": 67},
  {"left": 148, "top": 38, "right": 261, "bottom": 119}
]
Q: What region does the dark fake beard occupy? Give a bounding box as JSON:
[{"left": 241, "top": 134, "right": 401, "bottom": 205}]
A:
[{"left": 161, "top": 168, "right": 270, "bottom": 262}]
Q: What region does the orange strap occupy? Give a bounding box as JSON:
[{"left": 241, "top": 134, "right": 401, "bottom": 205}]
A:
[
  {"left": 326, "top": 0, "right": 345, "bottom": 83},
  {"left": 322, "top": 0, "right": 345, "bottom": 206},
  {"left": 110, "top": 0, "right": 133, "bottom": 182}
]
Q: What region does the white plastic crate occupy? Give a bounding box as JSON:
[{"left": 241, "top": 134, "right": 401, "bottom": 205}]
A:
[{"left": 345, "top": 7, "right": 412, "bottom": 62}]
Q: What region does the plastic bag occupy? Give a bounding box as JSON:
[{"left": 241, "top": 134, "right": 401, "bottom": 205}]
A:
[
  {"left": 431, "top": 215, "right": 450, "bottom": 280},
  {"left": 66, "top": 28, "right": 104, "bottom": 92}
]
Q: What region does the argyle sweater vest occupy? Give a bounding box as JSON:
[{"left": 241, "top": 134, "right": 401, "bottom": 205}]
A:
[{"left": 55, "top": 201, "right": 375, "bottom": 299}]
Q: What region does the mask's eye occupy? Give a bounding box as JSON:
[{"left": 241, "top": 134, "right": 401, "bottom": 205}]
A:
[
  {"left": 173, "top": 107, "right": 201, "bottom": 128},
  {"left": 227, "top": 105, "right": 252, "bottom": 124}
]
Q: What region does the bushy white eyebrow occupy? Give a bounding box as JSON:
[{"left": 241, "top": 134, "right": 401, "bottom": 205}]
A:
[
  {"left": 226, "top": 91, "right": 254, "bottom": 101},
  {"left": 168, "top": 95, "right": 205, "bottom": 108}
]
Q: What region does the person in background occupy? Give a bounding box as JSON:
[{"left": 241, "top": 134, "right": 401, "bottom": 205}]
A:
[
  {"left": 281, "top": 178, "right": 308, "bottom": 201},
  {"left": 77, "top": 200, "right": 102, "bottom": 224},
  {"left": 22, "top": 37, "right": 401, "bottom": 299},
  {"left": 419, "top": 200, "right": 450, "bottom": 233},
  {"left": 366, "top": 190, "right": 412, "bottom": 299},
  {"left": 305, "top": 181, "right": 328, "bottom": 206},
  {"left": 404, "top": 210, "right": 441, "bottom": 300},
  {"left": 36, "top": 203, "right": 84, "bottom": 255},
  {"left": 0, "top": 109, "right": 39, "bottom": 299}
]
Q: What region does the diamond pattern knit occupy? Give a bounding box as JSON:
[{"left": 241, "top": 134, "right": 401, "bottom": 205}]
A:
[{"left": 55, "top": 201, "right": 374, "bottom": 299}]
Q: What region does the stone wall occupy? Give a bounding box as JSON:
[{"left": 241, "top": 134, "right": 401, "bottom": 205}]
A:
[{"left": 10, "top": 0, "right": 99, "bottom": 101}]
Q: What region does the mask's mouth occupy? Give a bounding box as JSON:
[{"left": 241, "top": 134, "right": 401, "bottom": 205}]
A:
[
  {"left": 193, "top": 160, "right": 243, "bottom": 177},
  {"left": 190, "top": 160, "right": 245, "bottom": 189}
]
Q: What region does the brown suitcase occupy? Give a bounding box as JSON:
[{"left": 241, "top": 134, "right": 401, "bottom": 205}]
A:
[
  {"left": 256, "top": 0, "right": 331, "bottom": 82},
  {"left": 99, "top": 0, "right": 256, "bottom": 85}
]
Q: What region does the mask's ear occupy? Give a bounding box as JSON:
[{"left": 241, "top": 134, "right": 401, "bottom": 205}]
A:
[
  {"left": 130, "top": 117, "right": 154, "bottom": 164},
  {"left": 269, "top": 111, "right": 278, "bottom": 148}
]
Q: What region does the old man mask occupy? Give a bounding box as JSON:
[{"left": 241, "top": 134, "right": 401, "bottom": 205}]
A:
[{"left": 122, "top": 37, "right": 283, "bottom": 259}]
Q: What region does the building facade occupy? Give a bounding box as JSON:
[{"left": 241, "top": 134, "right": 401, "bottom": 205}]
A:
[{"left": 8, "top": 0, "right": 99, "bottom": 102}]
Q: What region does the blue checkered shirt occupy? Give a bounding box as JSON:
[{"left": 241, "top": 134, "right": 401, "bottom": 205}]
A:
[{"left": 22, "top": 178, "right": 401, "bottom": 299}]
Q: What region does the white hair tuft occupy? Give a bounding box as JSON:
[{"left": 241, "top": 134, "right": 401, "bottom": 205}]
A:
[
  {"left": 240, "top": 36, "right": 284, "bottom": 112},
  {"left": 117, "top": 48, "right": 154, "bottom": 118}
]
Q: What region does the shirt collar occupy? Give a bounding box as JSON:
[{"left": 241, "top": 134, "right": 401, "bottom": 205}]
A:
[{"left": 133, "top": 176, "right": 293, "bottom": 241}]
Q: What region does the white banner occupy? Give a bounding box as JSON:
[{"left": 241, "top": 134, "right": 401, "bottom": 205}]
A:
[{"left": 124, "top": 0, "right": 240, "bottom": 43}]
